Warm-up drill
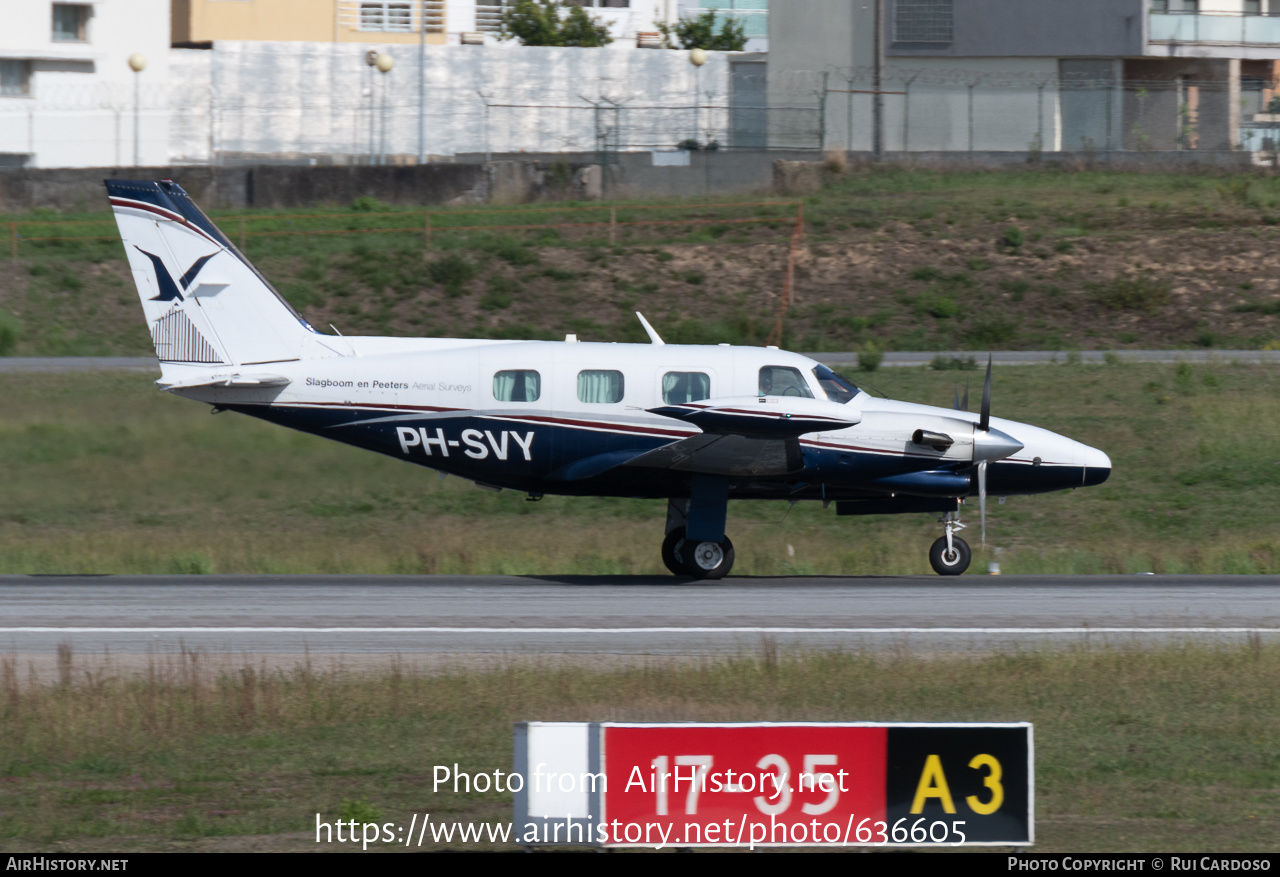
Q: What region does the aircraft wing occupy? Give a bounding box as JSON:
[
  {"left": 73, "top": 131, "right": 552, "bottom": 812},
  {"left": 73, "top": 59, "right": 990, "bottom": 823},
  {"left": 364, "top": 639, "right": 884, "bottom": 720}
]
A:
[
  {"left": 622, "top": 432, "right": 803, "bottom": 477},
  {"left": 648, "top": 395, "right": 860, "bottom": 437},
  {"left": 622, "top": 395, "right": 858, "bottom": 477}
]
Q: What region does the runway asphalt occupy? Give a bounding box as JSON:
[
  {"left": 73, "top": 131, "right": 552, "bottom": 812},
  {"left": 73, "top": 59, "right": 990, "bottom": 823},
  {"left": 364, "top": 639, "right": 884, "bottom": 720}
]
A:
[{"left": 1, "top": 574, "right": 1277, "bottom": 656}]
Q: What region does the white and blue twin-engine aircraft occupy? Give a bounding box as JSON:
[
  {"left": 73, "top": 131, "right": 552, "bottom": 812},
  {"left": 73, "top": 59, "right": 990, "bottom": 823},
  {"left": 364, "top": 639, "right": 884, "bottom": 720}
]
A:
[{"left": 106, "top": 179, "right": 1110, "bottom": 578}]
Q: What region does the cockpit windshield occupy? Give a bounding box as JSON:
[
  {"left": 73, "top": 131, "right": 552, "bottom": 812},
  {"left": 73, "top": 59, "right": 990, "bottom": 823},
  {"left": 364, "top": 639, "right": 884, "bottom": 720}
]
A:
[{"left": 813, "top": 364, "right": 861, "bottom": 404}]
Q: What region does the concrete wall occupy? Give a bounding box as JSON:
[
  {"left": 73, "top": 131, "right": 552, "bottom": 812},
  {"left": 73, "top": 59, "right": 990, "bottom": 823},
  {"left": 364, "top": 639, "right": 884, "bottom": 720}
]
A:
[
  {"left": 170, "top": 40, "right": 734, "bottom": 164},
  {"left": 0, "top": 147, "right": 1258, "bottom": 213},
  {"left": 0, "top": 149, "right": 819, "bottom": 212},
  {"left": 0, "top": 163, "right": 486, "bottom": 212}
]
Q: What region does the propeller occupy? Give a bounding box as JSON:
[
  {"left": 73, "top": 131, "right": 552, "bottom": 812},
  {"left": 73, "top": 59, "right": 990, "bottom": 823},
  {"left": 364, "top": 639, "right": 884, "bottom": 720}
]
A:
[
  {"left": 952, "top": 381, "right": 970, "bottom": 413},
  {"left": 970, "top": 355, "right": 1023, "bottom": 548}
]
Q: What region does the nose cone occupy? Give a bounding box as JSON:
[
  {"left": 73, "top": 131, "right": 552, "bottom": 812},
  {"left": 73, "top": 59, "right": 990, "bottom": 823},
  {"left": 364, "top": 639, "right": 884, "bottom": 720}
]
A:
[
  {"left": 973, "top": 426, "right": 1024, "bottom": 463},
  {"left": 1083, "top": 445, "right": 1111, "bottom": 487}
]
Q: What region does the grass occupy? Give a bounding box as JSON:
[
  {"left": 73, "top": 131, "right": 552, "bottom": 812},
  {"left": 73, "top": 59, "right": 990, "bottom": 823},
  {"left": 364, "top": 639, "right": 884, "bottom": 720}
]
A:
[
  {"left": 1, "top": 362, "right": 1279, "bottom": 576},
  {"left": 1, "top": 643, "right": 1276, "bottom": 851},
  {"left": 7, "top": 167, "right": 1280, "bottom": 353}
]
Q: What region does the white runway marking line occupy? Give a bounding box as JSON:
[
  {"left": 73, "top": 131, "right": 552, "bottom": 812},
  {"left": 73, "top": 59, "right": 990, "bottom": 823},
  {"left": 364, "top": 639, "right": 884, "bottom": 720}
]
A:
[{"left": 3, "top": 627, "right": 1279, "bottom": 635}]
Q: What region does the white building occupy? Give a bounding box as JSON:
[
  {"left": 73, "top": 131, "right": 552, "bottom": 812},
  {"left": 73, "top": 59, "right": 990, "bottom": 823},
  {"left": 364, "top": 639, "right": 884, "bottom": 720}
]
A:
[
  {"left": 767, "top": 0, "right": 1280, "bottom": 155},
  {"left": 0, "top": 0, "right": 171, "bottom": 168}
]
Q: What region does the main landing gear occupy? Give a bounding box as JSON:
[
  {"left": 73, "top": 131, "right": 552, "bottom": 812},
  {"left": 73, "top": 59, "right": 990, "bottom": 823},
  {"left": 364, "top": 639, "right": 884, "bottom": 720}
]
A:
[
  {"left": 662, "top": 527, "right": 736, "bottom": 580},
  {"left": 929, "top": 511, "right": 971, "bottom": 576},
  {"left": 662, "top": 483, "right": 736, "bottom": 580}
]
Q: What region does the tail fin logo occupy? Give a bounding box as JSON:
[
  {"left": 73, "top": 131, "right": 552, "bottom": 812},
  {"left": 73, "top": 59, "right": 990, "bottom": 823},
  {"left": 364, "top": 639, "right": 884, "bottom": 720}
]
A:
[{"left": 135, "top": 248, "right": 219, "bottom": 302}]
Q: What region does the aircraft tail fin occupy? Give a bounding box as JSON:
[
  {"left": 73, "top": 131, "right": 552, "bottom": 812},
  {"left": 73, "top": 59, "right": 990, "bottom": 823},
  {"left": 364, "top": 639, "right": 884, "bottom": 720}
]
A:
[{"left": 105, "top": 179, "right": 330, "bottom": 374}]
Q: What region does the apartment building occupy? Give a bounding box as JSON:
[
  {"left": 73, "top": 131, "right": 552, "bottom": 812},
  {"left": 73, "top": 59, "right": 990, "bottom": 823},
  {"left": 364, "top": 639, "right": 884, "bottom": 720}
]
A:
[
  {"left": 172, "top": 1, "right": 700, "bottom": 46},
  {"left": 768, "top": 0, "right": 1280, "bottom": 154}
]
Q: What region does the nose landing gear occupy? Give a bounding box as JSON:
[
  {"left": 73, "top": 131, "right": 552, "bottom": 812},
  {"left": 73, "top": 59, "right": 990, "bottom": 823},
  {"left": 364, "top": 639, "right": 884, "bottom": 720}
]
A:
[{"left": 929, "top": 512, "right": 971, "bottom": 576}]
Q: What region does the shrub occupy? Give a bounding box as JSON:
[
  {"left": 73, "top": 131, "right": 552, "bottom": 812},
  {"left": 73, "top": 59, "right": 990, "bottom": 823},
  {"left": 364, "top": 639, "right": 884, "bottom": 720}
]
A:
[
  {"left": 427, "top": 254, "right": 478, "bottom": 297},
  {"left": 485, "top": 237, "right": 540, "bottom": 267},
  {"left": 1000, "top": 278, "right": 1031, "bottom": 301},
  {"left": 928, "top": 296, "right": 960, "bottom": 319},
  {"left": 966, "top": 315, "right": 1019, "bottom": 346},
  {"left": 930, "top": 355, "right": 978, "bottom": 371},
  {"left": 339, "top": 799, "right": 382, "bottom": 823},
  {"left": 1000, "top": 226, "right": 1025, "bottom": 251},
  {"left": 858, "top": 341, "right": 884, "bottom": 372},
  {"left": 0, "top": 309, "right": 20, "bottom": 356},
  {"left": 1234, "top": 300, "right": 1280, "bottom": 315},
  {"left": 1090, "top": 273, "right": 1171, "bottom": 312}
]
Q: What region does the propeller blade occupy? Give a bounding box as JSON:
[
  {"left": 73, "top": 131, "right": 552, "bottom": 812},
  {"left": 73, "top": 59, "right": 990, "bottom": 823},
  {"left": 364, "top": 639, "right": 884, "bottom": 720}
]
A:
[
  {"left": 953, "top": 385, "right": 960, "bottom": 411},
  {"left": 979, "top": 355, "right": 992, "bottom": 433},
  {"left": 978, "top": 459, "right": 988, "bottom": 548},
  {"left": 961, "top": 381, "right": 970, "bottom": 413}
]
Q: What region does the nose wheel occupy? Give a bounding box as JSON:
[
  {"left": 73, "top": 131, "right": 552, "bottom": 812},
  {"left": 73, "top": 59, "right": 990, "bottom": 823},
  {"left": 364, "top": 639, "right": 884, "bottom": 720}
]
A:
[
  {"left": 662, "top": 527, "right": 735, "bottom": 580},
  {"left": 929, "top": 514, "right": 971, "bottom": 576}
]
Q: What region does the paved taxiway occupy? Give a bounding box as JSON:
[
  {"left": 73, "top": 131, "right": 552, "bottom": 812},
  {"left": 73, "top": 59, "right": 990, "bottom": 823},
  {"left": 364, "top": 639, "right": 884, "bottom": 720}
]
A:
[{"left": 1, "top": 575, "right": 1276, "bottom": 655}]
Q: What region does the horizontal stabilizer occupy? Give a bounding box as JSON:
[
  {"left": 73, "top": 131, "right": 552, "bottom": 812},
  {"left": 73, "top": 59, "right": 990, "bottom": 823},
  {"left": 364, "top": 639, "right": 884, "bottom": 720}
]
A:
[
  {"left": 159, "top": 373, "right": 292, "bottom": 391},
  {"left": 649, "top": 395, "right": 859, "bottom": 438}
]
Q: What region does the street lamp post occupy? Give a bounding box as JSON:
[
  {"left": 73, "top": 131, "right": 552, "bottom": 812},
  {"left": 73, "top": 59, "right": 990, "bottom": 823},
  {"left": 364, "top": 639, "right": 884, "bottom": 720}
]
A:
[
  {"left": 375, "top": 52, "right": 394, "bottom": 166},
  {"left": 364, "top": 49, "right": 379, "bottom": 164},
  {"left": 128, "top": 53, "right": 146, "bottom": 167},
  {"left": 689, "top": 47, "right": 707, "bottom": 148},
  {"left": 418, "top": 0, "right": 426, "bottom": 164}
]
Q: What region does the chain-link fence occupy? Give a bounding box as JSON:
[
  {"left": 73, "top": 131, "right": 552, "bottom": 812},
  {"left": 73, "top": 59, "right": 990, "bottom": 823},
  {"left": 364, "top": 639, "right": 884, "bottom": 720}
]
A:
[
  {"left": 2, "top": 43, "right": 1273, "bottom": 170},
  {"left": 807, "top": 65, "right": 1274, "bottom": 158}
]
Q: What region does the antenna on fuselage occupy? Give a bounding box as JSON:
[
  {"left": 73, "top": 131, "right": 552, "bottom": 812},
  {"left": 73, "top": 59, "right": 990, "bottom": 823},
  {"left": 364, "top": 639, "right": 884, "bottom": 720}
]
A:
[{"left": 635, "top": 312, "right": 665, "bottom": 345}]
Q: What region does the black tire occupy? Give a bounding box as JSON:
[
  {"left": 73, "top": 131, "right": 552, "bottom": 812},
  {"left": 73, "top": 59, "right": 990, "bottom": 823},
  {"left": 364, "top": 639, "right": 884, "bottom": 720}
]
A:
[
  {"left": 661, "top": 527, "right": 688, "bottom": 576},
  {"left": 929, "top": 535, "right": 971, "bottom": 576},
  {"left": 682, "top": 535, "right": 735, "bottom": 580}
]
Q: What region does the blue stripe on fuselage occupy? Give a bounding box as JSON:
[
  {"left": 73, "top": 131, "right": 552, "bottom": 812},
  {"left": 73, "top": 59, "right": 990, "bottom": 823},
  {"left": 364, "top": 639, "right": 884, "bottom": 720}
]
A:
[{"left": 223, "top": 403, "right": 1089, "bottom": 500}]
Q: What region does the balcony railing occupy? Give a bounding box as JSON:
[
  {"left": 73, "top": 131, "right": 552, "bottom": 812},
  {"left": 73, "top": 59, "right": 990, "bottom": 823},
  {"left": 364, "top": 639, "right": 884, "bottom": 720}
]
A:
[
  {"left": 475, "top": 3, "right": 507, "bottom": 34},
  {"left": 337, "top": 1, "right": 446, "bottom": 35},
  {"left": 1150, "top": 11, "right": 1280, "bottom": 46}
]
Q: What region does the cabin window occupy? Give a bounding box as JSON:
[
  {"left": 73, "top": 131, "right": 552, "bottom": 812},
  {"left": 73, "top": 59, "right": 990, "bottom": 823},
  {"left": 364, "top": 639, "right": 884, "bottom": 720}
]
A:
[
  {"left": 493, "top": 369, "right": 541, "bottom": 402},
  {"left": 662, "top": 371, "right": 711, "bottom": 404},
  {"left": 758, "top": 366, "right": 814, "bottom": 398},
  {"left": 577, "top": 370, "right": 624, "bottom": 403}
]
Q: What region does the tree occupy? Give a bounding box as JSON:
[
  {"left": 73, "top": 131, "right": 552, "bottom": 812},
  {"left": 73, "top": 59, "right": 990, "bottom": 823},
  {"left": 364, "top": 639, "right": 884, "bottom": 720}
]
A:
[
  {"left": 499, "top": 0, "right": 613, "bottom": 47},
  {"left": 656, "top": 9, "right": 747, "bottom": 51}
]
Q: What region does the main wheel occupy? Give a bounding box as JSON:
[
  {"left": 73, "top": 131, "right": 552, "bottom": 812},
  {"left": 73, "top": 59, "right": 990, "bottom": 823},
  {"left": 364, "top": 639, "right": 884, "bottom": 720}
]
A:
[
  {"left": 929, "top": 535, "right": 971, "bottom": 576},
  {"left": 661, "top": 527, "right": 687, "bottom": 576},
  {"left": 682, "top": 535, "right": 735, "bottom": 580}
]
